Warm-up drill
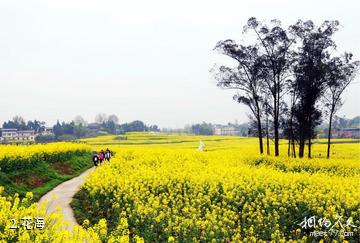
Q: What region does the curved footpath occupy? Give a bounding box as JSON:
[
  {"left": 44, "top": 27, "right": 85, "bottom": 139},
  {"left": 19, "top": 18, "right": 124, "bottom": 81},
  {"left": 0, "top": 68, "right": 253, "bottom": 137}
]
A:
[{"left": 39, "top": 167, "right": 95, "bottom": 230}]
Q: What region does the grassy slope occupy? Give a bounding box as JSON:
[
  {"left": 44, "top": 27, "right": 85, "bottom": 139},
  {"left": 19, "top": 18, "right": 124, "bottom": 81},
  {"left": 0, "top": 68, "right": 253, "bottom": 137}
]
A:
[{"left": 0, "top": 153, "right": 92, "bottom": 200}]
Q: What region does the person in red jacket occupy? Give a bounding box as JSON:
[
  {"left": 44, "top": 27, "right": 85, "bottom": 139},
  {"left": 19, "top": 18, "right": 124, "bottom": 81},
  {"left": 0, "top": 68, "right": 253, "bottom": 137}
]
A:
[{"left": 98, "top": 150, "right": 105, "bottom": 163}]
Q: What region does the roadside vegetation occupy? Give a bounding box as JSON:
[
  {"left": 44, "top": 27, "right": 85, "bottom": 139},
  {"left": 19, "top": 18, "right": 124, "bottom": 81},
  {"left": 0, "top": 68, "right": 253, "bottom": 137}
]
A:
[{"left": 0, "top": 143, "right": 91, "bottom": 200}]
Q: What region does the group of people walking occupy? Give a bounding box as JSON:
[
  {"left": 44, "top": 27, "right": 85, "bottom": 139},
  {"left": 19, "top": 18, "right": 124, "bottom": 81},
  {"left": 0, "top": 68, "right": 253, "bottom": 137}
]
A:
[{"left": 92, "top": 148, "right": 112, "bottom": 166}]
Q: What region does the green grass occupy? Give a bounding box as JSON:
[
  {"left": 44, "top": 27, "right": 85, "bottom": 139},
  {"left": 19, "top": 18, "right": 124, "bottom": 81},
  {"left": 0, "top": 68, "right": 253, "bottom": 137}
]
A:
[
  {"left": 0, "top": 153, "right": 92, "bottom": 200},
  {"left": 71, "top": 189, "right": 96, "bottom": 226}
]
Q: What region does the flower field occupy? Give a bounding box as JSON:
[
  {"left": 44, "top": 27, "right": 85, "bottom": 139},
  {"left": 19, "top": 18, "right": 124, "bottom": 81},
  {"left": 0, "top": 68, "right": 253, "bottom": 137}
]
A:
[
  {"left": 0, "top": 142, "right": 132, "bottom": 242},
  {"left": 73, "top": 134, "right": 360, "bottom": 242},
  {"left": 0, "top": 142, "right": 91, "bottom": 172},
  {"left": 0, "top": 187, "right": 143, "bottom": 242},
  {"left": 0, "top": 134, "right": 359, "bottom": 242}
]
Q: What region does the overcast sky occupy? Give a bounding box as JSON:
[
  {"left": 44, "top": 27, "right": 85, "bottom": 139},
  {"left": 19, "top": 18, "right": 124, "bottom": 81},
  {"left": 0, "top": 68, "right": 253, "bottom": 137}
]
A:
[{"left": 0, "top": 0, "right": 359, "bottom": 128}]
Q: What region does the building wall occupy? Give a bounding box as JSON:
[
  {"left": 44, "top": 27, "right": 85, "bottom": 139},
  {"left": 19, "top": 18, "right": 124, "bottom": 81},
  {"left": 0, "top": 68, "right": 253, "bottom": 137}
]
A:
[
  {"left": 213, "top": 126, "right": 240, "bottom": 136},
  {"left": 0, "top": 129, "right": 36, "bottom": 143},
  {"left": 334, "top": 129, "right": 360, "bottom": 138}
]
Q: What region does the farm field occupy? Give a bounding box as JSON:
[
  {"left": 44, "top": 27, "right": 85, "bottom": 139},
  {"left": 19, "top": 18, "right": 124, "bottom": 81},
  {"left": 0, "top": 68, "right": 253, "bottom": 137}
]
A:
[
  {"left": 74, "top": 133, "right": 360, "bottom": 242},
  {"left": 0, "top": 133, "right": 359, "bottom": 242},
  {"left": 2, "top": 0, "right": 360, "bottom": 242},
  {"left": 0, "top": 142, "right": 92, "bottom": 199}
]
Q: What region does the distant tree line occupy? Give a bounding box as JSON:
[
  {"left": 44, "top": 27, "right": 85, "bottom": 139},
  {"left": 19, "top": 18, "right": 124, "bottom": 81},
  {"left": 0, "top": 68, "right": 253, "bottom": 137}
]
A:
[
  {"left": 186, "top": 122, "right": 249, "bottom": 136},
  {"left": 332, "top": 116, "right": 360, "bottom": 129},
  {"left": 2, "top": 116, "right": 46, "bottom": 133},
  {"left": 213, "top": 17, "right": 359, "bottom": 158},
  {"left": 119, "top": 120, "right": 159, "bottom": 133},
  {"left": 52, "top": 115, "right": 160, "bottom": 141},
  {"left": 1, "top": 114, "right": 160, "bottom": 143},
  {"left": 51, "top": 121, "right": 90, "bottom": 141},
  {"left": 160, "top": 122, "right": 250, "bottom": 136},
  {"left": 191, "top": 122, "right": 214, "bottom": 135}
]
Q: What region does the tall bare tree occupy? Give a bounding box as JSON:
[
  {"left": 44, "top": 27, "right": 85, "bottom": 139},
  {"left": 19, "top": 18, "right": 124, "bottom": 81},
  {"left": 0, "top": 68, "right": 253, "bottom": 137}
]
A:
[
  {"left": 244, "top": 17, "right": 294, "bottom": 156},
  {"left": 74, "top": 115, "right": 87, "bottom": 126},
  {"left": 95, "top": 113, "right": 108, "bottom": 124},
  {"left": 292, "top": 20, "right": 339, "bottom": 158},
  {"left": 108, "top": 114, "right": 120, "bottom": 124},
  {"left": 213, "top": 41, "right": 266, "bottom": 154},
  {"left": 323, "top": 53, "right": 359, "bottom": 158}
]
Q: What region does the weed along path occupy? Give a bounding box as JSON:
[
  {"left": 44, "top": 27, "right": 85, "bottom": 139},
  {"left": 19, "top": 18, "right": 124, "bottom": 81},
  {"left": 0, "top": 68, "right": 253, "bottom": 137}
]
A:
[{"left": 39, "top": 167, "right": 94, "bottom": 230}]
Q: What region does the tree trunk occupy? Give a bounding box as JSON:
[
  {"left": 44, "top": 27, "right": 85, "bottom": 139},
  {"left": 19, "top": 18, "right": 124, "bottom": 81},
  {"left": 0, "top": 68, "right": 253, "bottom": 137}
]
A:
[
  {"left": 257, "top": 116, "right": 264, "bottom": 154},
  {"left": 255, "top": 100, "right": 264, "bottom": 154},
  {"left": 266, "top": 116, "right": 270, "bottom": 155},
  {"left": 308, "top": 115, "right": 312, "bottom": 158},
  {"left": 292, "top": 137, "right": 296, "bottom": 158},
  {"left": 288, "top": 112, "right": 294, "bottom": 157},
  {"left": 299, "top": 135, "right": 304, "bottom": 158},
  {"left": 327, "top": 108, "right": 334, "bottom": 159},
  {"left": 274, "top": 120, "right": 279, "bottom": 156},
  {"left": 287, "top": 136, "right": 291, "bottom": 157},
  {"left": 273, "top": 94, "right": 279, "bottom": 156},
  {"left": 289, "top": 99, "right": 296, "bottom": 158}
]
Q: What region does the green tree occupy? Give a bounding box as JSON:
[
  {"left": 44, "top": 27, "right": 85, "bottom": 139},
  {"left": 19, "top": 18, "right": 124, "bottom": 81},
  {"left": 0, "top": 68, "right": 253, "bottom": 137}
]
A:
[
  {"left": 191, "top": 122, "right": 213, "bottom": 135},
  {"left": 292, "top": 20, "right": 339, "bottom": 158},
  {"left": 244, "top": 17, "right": 294, "bottom": 156},
  {"left": 213, "top": 41, "right": 266, "bottom": 154},
  {"left": 323, "top": 54, "right": 359, "bottom": 158}
]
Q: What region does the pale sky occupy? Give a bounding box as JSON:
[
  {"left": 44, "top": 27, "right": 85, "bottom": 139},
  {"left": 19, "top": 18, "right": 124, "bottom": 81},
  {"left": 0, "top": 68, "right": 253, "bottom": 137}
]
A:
[{"left": 1, "top": 0, "right": 359, "bottom": 128}]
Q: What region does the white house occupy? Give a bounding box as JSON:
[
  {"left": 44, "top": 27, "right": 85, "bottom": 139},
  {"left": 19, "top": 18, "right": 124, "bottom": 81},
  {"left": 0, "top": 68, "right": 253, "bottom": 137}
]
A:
[
  {"left": 0, "top": 128, "right": 36, "bottom": 143},
  {"left": 213, "top": 125, "right": 241, "bottom": 136},
  {"left": 41, "top": 127, "right": 54, "bottom": 136},
  {"left": 17, "top": 130, "right": 35, "bottom": 141},
  {"left": 0, "top": 128, "right": 18, "bottom": 141}
]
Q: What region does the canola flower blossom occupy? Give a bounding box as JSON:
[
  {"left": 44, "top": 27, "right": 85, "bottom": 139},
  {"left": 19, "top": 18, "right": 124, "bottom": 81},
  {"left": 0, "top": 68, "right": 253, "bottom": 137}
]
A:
[
  {"left": 0, "top": 141, "right": 144, "bottom": 242},
  {"left": 0, "top": 142, "right": 91, "bottom": 172},
  {"left": 76, "top": 143, "right": 360, "bottom": 242},
  {"left": 0, "top": 134, "right": 359, "bottom": 242},
  {"left": 0, "top": 186, "right": 144, "bottom": 242}
]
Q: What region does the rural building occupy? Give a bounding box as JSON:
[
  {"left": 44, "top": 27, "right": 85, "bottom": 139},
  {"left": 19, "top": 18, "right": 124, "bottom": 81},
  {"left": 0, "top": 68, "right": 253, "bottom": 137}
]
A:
[
  {"left": 0, "top": 128, "right": 18, "bottom": 141},
  {"left": 87, "top": 123, "right": 101, "bottom": 133},
  {"left": 213, "top": 125, "right": 241, "bottom": 136},
  {"left": 0, "top": 128, "right": 36, "bottom": 143},
  {"left": 41, "top": 127, "right": 54, "bottom": 136},
  {"left": 17, "top": 130, "right": 36, "bottom": 141},
  {"left": 334, "top": 128, "right": 360, "bottom": 138}
]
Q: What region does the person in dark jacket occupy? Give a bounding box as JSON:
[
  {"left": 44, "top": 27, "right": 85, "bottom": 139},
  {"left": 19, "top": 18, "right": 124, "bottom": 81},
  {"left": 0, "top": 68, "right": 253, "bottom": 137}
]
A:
[{"left": 92, "top": 151, "right": 99, "bottom": 166}]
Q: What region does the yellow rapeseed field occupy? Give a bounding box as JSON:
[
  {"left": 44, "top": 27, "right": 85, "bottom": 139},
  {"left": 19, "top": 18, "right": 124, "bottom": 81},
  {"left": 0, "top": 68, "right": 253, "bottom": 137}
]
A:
[
  {"left": 76, "top": 133, "right": 360, "bottom": 242},
  {"left": 0, "top": 134, "right": 359, "bottom": 242},
  {"left": 0, "top": 187, "right": 145, "bottom": 242},
  {"left": 0, "top": 142, "right": 91, "bottom": 172}
]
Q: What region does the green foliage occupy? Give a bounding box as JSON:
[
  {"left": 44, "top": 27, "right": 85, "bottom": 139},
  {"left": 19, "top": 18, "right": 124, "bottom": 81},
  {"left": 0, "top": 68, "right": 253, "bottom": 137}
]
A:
[
  {"left": 119, "top": 120, "right": 147, "bottom": 133},
  {"left": 0, "top": 153, "right": 91, "bottom": 200},
  {"left": 191, "top": 122, "right": 214, "bottom": 135},
  {"left": 2, "top": 117, "right": 46, "bottom": 132},
  {"left": 57, "top": 134, "right": 77, "bottom": 141},
  {"left": 35, "top": 134, "right": 56, "bottom": 143}
]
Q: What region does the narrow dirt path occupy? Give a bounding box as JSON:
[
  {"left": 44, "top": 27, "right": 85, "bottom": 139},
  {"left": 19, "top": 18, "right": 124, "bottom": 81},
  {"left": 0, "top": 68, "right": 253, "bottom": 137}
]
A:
[{"left": 39, "top": 167, "right": 94, "bottom": 230}]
